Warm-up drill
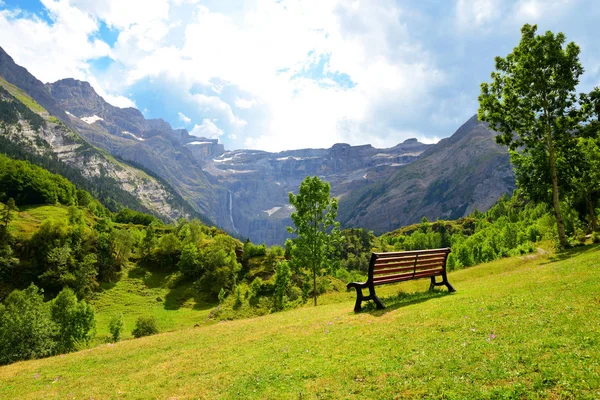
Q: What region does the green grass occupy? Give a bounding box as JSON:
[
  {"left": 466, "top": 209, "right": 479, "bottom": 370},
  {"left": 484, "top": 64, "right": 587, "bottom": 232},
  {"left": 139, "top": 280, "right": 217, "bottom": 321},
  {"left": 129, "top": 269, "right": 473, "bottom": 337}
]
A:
[
  {"left": 9, "top": 205, "right": 70, "bottom": 238},
  {"left": 1, "top": 245, "right": 599, "bottom": 399},
  {"left": 0, "top": 77, "right": 47, "bottom": 114},
  {"left": 92, "top": 265, "right": 216, "bottom": 342}
]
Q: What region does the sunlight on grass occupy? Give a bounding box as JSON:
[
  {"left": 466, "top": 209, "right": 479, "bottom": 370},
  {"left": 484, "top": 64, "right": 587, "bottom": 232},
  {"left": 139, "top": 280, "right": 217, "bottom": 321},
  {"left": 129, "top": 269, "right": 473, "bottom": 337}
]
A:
[{"left": 1, "top": 244, "right": 599, "bottom": 398}]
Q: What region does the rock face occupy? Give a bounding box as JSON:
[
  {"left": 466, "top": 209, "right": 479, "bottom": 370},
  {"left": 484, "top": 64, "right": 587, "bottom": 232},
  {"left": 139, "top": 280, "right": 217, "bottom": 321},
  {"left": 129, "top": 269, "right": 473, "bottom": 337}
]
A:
[
  {"left": 45, "top": 78, "right": 227, "bottom": 224},
  {"left": 338, "top": 115, "right": 516, "bottom": 234},
  {"left": 0, "top": 84, "right": 191, "bottom": 221},
  {"left": 202, "top": 140, "right": 430, "bottom": 243},
  {"left": 0, "top": 47, "right": 199, "bottom": 222}
]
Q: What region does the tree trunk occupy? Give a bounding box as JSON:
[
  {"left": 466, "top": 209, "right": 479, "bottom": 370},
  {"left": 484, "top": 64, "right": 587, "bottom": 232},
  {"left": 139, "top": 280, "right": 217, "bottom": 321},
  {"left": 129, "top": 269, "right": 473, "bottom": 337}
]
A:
[
  {"left": 587, "top": 193, "right": 598, "bottom": 232},
  {"left": 548, "top": 139, "right": 568, "bottom": 248},
  {"left": 313, "top": 268, "right": 317, "bottom": 306}
]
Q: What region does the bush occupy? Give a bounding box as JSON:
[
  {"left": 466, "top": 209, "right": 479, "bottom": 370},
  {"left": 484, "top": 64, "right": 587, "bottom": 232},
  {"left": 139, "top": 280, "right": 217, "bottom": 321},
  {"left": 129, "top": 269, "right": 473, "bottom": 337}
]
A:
[
  {"left": 248, "top": 277, "right": 264, "bottom": 306},
  {"left": 132, "top": 316, "right": 159, "bottom": 338},
  {"left": 50, "top": 288, "right": 95, "bottom": 353},
  {"left": 109, "top": 313, "right": 124, "bottom": 342},
  {"left": 243, "top": 242, "right": 267, "bottom": 260},
  {"left": 592, "top": 231, "right": 600, "bottom": 244},
  {"left": 0, "top": 284, "right": 56, "bottom": 365}
]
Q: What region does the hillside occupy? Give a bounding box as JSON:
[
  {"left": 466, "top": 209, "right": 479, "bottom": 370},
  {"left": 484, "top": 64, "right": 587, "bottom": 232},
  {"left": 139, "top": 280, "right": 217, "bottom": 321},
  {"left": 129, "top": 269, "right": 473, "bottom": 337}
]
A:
[
  {"left": 1, "top": 245, "right": 598, "bottom": 398},
  {"left": 0, "top": 53, "right": 201, "bottom": 222},
  {"left": 339, "top": 115, "right": 515, "bottom": 234}
]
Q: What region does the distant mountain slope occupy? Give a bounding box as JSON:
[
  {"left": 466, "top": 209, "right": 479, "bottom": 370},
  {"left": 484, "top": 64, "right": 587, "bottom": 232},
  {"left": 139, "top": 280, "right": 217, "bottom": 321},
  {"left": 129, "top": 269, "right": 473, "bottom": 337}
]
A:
[
  {"left": 0, "top": 48, "right": 202, "bottom": 222},
  {"left": 0, "top": 46, "right": 515, "bottom": 244},
  {"left": 45, "top": 78, "right": 227, "bottom": 227},
  {"left": 338, "top": 115, "right": 515, "bottom": 234}
]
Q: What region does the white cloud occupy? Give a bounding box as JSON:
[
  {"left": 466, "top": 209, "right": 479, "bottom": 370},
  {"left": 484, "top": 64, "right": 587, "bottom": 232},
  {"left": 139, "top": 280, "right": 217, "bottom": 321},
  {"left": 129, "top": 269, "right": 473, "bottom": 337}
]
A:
[
  {"left": 0, "top": 0, "right": 110, "bottom": 83},
  {"left": 511, "top": 0, "right": 577, "bottom": 23},
  {"left": 6, "top": 0, "right": 590, "bottom": 152},
  {"left": 456, "top": 0, "right": 501, "bottom": 29},
  {"left": 102, "top": 93, "right": 137, "bottom": 108},
  {"left": 234, "top": 98, "right": 256, "bottom": 109},
  {"left": 191, "top": 93, "right": 247, "bottom": 127},
  {"left": 178, "top": 112, "right": 191, "bottom": 124},
  {"left": 190, "top": 118, "right": 224, "bottom": 138},
  {"left": 69, "top": 0, "right": 169, "bottom": 30}
]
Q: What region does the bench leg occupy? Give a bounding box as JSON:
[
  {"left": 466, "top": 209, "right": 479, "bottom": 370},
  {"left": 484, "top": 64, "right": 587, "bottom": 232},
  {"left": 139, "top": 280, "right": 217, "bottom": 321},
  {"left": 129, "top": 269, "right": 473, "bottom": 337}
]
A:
[
  {"left": 369, "top": 285, "right": 385, "bottom": 310},
  {"left": 353, "top": 287, "right": 364, "bottom": 312},
  {"left": 442, "top": 272, "right": 456, "bottom": 292},
  {"left": 429, "top": 276, "right": 436, "bottom": 291}
]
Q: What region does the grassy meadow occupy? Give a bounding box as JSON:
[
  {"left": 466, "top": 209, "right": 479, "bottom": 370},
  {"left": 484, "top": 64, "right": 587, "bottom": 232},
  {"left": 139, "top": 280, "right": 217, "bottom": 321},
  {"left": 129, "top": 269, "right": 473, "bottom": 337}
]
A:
[{"left": 1, "top": 243, "right": 599, "bottom": 399}]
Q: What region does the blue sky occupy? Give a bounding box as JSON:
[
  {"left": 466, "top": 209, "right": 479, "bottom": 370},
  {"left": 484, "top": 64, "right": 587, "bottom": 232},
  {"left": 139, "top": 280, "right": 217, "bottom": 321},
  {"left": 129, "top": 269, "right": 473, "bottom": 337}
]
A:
[{"left": 1, "top": 0, "right": 599, "bottom": 151}]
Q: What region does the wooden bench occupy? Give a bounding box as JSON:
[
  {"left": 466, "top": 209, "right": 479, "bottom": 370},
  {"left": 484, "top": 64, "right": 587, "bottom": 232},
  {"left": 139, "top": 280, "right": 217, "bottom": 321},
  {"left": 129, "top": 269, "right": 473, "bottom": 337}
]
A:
[{"left": 347, "top": 248, "right": 455, "bottom": 312}]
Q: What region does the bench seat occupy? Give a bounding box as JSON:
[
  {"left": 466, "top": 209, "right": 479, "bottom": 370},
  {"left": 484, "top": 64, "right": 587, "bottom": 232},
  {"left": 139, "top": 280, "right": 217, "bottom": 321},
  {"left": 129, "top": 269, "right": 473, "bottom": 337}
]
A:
[{"left": 347, "top": 248, "right": 455, "bottom": 312}]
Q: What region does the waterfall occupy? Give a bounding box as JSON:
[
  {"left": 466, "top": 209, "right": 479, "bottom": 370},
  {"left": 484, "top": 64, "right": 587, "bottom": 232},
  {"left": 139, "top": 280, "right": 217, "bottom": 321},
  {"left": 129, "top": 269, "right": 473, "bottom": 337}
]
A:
[{"left": 228, "top": 191, "right": 238, "bottom": 233}]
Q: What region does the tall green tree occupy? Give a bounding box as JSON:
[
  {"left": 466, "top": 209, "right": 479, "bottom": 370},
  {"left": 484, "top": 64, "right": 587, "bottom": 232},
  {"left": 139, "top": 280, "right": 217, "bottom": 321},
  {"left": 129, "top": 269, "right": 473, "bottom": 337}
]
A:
[
  {"left": 478, "top": 24, "right": 583, "bottom": 248},
  {"left": 287, "top": 176, "right": 340, "bottom": 306}
]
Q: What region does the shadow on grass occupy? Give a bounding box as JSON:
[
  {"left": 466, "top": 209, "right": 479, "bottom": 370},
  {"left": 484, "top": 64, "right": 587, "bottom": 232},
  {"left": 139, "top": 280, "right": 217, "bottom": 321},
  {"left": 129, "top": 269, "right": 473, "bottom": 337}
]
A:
[
  {"left": 362, "top": 289, "right": 453, "bottom": 316},
  {"left": 163, "top": 287, "right": 216, "bottom": 311},
  {"left": 125, "top": 262, "right": 215, "bottom": 311},
  {"left": 541, "top": 243, "right": 599, "bottom": 265}
]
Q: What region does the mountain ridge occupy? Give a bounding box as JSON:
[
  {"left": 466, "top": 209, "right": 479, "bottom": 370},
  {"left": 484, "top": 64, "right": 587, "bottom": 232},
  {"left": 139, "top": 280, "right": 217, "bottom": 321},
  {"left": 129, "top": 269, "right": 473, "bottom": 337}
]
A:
[{"left": 0, "top": 46, "right": 515, "bottom": 244}]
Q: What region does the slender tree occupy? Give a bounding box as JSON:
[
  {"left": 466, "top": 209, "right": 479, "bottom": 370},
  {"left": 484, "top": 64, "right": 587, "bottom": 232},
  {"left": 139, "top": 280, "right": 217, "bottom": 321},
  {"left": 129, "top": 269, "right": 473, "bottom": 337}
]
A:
[
  {"left": 478, "top": 24, "right": 583, "bottom": 248},
  {"left": 287, "top": 176, "right": 340, "bottom": 306}
]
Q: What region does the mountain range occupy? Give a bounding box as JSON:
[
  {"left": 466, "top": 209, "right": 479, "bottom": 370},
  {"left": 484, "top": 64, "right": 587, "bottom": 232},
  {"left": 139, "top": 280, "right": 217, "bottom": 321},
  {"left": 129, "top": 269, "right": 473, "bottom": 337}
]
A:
[{"left": 0, "top": 46, "right": 515, "bottom": 244}]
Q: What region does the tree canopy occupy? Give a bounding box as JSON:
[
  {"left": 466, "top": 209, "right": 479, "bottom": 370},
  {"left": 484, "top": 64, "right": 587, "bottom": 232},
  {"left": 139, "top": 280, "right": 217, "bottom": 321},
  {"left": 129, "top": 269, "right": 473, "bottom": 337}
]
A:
[{"left": 478, "top": 24, "right": 584, "bottom": 248}]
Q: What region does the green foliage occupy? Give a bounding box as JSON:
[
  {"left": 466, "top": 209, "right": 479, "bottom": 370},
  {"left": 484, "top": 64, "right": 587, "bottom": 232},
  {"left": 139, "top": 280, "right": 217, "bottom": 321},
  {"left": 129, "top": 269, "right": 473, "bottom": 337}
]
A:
[
  {"left": 115, "top": 208, "right": 157, "bottom": 226},
  {"left": 273, "top": 261, "right": 291, "bottom": 311},
  {"left": 478, "top": 24, "right": 584, "bottom": 248},
  {"left": 287, "top": 176, "right": 341, "bottom": 306},
  {"left": 0, "top": 284, "right": 55, "bottom": 365},
  {"left": 177, "top": 243, "right": 203, "bottom": 279},
  {"left": 196, "top": 235, "right": 242, "bottom": 299},
  {"left": 152, "top": 233, "right": 182, "bottom": 269},
  {"left": 109, "top": 313, "right": 124, "bottom": 342},
  {"left": 248, "top": 277, "right": 264, "bottom": 307},
  {"left": 218, "top": 288, "right": 227, "bottom": 304},
  {"left": 132, "top": 316, "right": 159, "bottom": 338},
  {"left": 0, "top": 154, "right": 77, "bottom": 206},
  {"left": 243, "top": 241, "right": 267, "bottom": 260},
  {"left": 50, "top": 288, "right": 95, "bottom": 353}
]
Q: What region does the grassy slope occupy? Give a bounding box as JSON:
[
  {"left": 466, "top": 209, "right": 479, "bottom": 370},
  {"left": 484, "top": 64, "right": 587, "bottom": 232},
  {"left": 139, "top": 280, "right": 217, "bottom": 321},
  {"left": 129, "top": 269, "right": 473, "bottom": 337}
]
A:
[
  {"left": 0, "top": 76, "right": 46, "bottom": 114},
  {"left": 93, "top": 267, "right": 216, "bottom": 341},
  {"left": 1, "top": 245, "right": 599, "bottom": 399}
]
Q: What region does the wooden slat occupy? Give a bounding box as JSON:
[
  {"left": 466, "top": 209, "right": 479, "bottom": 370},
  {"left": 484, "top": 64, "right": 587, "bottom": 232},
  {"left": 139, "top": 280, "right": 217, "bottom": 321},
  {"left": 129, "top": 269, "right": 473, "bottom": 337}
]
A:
[
  {"left": 374, "top": 248, "right": 450, "bottom": 258},
  {"left": 373, "top": 269, "right": 443, "bottom": 285},
  {"left": 374, "top": 253, "right": 446, "bottom": 264},
  {"left": 374, "top": 257, "right": 446, "bottom": 269},
  {"left": 374, "top": 259, "right": 418, "bottom": 269},
  {"left": 372, "top": 262, "right": 445, "bottom": 275}
]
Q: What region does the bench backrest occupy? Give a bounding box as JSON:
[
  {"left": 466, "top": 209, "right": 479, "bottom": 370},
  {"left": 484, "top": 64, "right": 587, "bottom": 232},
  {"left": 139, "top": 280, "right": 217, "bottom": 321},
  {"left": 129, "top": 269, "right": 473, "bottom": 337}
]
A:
[{"left": 368, "top": 248, "right": 451, "bottom": 286}]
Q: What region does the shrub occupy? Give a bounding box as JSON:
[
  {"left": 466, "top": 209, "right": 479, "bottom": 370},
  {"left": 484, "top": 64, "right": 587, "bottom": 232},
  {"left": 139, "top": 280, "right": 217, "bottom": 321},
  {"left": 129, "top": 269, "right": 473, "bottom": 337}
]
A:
[
  {"left": 243, "top": 242, "right": 267, "bottom": 260},
  {"left": 273, "top": 261, "right": 291, "bottom": 311},
  {"left": 0, "top": 284, "right": 56, "bottom": 365},
  {"left": 109, "top": 313, "right": 124, "bottom": 342},
  {"left": 50, "top": 288, "right": 96, "bottom": 353},
  {"left": 132, "top": 316, "right": 159, "bottom": 338},
  {"left": 248, "top": 278, "right": 264, "bottom": 306},
  {"left": 592, "top": 231, "right": 600, "bottom": 244},
  {"left": 218, "top": 288, "right": 227, "bottom": 304}
]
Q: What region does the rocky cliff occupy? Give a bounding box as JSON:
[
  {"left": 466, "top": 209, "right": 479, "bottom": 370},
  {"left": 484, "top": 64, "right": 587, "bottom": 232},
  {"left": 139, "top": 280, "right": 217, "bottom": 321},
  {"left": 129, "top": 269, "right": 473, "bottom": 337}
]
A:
[
  {"left": 338, "top": 115, "right": 515, "bottom": 234},
  {"left": 0, "top": 47, "right": 201, "bottom": 222}
]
